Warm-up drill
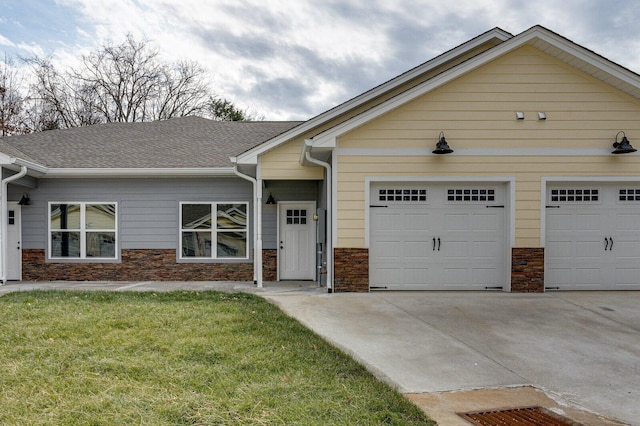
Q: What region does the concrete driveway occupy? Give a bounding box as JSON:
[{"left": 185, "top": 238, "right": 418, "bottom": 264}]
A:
[
  {"left": 3, "top": 282, "right": 638, "bottom": 424},
  {"left": 262, "top": 290, "right": 640, "bottom": 425}
]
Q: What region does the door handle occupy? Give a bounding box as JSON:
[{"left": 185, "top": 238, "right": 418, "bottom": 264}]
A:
[
  {"left": 609, "top": 237, "right": 614, "bottom": 251},
  {"left": 605, "top": 237, "right": 609, "bottom": 251},
  {"left": 280, "top": 240, "right": 284, "bottom": 250},
  {"left": 437, "top": 237, "right": 441, "bottom": 251},
  {"left": 433, "top": 237, "right": 436, "bottom": 251}
]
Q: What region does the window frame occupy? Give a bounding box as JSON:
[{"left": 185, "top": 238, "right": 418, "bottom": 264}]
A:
[
  {"left": 179, "top": 201, "right": 249, "bottom": 261},
  {"left": 48, "top": 201, "right": 119, "bottom": 261}
]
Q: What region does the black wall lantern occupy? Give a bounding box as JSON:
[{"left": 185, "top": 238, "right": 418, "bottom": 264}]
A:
[
  {"left": 612, "top": 131, "right": 637, "bottom": 154},
  {"left": 18, "top": 193, "right": 30, "bottom": 205},
  {"left": 433, "top": 131, "right": 454, "bottom": 154}
]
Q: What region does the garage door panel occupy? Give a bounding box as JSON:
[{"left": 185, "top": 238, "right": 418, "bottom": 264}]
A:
[
  {"left": 442, "top": 240, "right": 470, "bottom": 258},
  {"left": 444, "top": 213, "right": 470, "bottom": 231},
  {"left": 405, "top": 212, "right": 432, "bottom": 230},
  {"left": 473, "top": 212, "right": 502, "bottom": 230},
  {"left": 575, "top": 213, "right": 602, "bottom": 231},
  {"left": 575, "top": 240, "right": 607, "bottom": 259},
  {"left": 373, "top": 212, "right": 403, "bottom": 231},
  {"left": 614, "top": 267, "right": 640, "bottom": 286},
  {"left": 471, "top": 267, "right": 502, "bottom": 286},
  {"left": 404, "top": 241, "right": 431, "bottom": 259}
]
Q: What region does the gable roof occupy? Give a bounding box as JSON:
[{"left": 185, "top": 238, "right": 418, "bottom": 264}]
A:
[
  {"left": 1, "top": 116, "right": 301, "bottom": 172},
  {"left": 235, "top": 27, "right": 513, "bottom": 165},
  {"left": 234, "top": 25, "right": 640, "bottom": 161}
]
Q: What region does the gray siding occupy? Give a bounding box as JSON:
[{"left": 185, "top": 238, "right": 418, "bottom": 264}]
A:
[
  {"left": 9, "top": 177, "right": 253, "bottom": 250},
  {"left": 262, "top": 180, "right": 319, "bottom": 249}
]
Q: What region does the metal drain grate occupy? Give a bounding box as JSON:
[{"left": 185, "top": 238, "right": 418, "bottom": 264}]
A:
[{"left": 458, "top": 406, "right": 583, "bottom": 425}]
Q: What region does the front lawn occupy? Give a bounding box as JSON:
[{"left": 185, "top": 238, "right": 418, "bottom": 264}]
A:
[{"left": 0, "top": 291, "right": 434, "bottom": 425}]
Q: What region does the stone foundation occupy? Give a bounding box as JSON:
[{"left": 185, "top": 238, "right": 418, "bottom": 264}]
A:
[
  {"left": 511, "top": 248, "right": 545, "bottom": 292},
  {"left": 333, "top": 248, "right": 369, "bottom": 292},
  {"left": 22, "top": 249, "right": 253, "bottom": 282}
]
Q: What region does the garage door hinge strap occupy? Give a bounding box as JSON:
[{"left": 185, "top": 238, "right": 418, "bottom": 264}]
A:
[
  {"left": 546, "top": 205, "right": 560, "bottom": 208},
  {"left": 486, "top": 205, "right": 505, "bottom": 208},
  {"left": 370, "top": 205, "right": 388, "bottom": 208}
]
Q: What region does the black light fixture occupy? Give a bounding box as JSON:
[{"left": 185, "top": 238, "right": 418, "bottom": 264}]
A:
[
  {"left": 433, "top": 131, "right": 453, "bottom": 154},
  {"left": 265, "top": 194, "right": 276, "bottom": 205},
  {"left": 18, "top": 193, "right": 30, "bottom": 205},
  {"left": 612, "top": 131, "right": 637, "bottom": 154}
]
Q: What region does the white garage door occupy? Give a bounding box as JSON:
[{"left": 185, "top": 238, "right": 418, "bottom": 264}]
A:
[
  {"left": 545, "top": 184, "right": 640, "bottom": 290},
  {"left": 370, "top": 183, "right": 507, "bottom": 290}
]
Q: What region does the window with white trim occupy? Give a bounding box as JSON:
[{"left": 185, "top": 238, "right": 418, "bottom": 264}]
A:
[
  {"left": 49, "top": 202, "right": 117, "bottom": 259},
  {"left": 180, "top": 202, "right": 248, "bottom": 259}
]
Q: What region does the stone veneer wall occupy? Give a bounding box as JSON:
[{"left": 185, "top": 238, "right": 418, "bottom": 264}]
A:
[
  {"left": 511, "top": 248, "right": 544, "bottom": 292},
  {"left": 333, "top": 248, "right": 369, "bottom": 292},
  {"left": 22, "top": 249, "right": 253, "bottom": 281},
  {"left": 262, "top": 249, "right": 277, "bottom": 281}
]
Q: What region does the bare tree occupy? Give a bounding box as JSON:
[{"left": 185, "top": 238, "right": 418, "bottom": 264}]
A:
[
  {"left": 0, "top": 54, "right": 29, "bottom": 136},
  {"left": 25, "top": 34, "right": 247, "bottom": 130}
]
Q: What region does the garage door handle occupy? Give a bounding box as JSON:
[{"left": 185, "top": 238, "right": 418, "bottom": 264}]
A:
[
  {"left": 609, "top": 237, "right": 614, "bottom": 251},
  {"left": 438, "top": 237, "right": 441, "bottom": 251},
  {"left": 605, "top": 237, "right": 609, "bottom": 251},
  {"left": 433, "top": 237, "right": 436, "bottom": 251}
]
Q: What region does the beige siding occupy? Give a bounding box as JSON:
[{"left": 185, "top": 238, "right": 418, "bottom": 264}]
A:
[
  {"left": 336, "top": 46, "right": 640, "bottom": 248},
  {"left": 260, "top": 138, "right": 323, "bottom": 180}
]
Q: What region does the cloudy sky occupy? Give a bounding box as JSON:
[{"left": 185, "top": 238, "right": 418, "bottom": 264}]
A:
[{"left": 2, "top": 0, "right": 640, "bottom": 120}]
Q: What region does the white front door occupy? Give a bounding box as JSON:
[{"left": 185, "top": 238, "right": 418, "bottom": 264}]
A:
[
  {"left": 278, "top": 202, "right": 316, "bottom": 280},
  {"left": 546, "top": 184, "right": 640, "bottom": 290},
  {"left": 370, "top": 183, "right": 507, "bottom": 290},
  {"left": 6, "top": 202, "right": 22, "bottom": 280}
]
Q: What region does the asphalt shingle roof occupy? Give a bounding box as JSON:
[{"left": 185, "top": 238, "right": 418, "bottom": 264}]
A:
[{"left": 1, "top": 116, "right": 302, "bottom": 169}]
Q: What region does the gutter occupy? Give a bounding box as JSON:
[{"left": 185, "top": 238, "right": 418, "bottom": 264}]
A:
[
  {"left": 302, "top": 140, "right": 332, "bottom": 292},
  {"left": 230, "top": 157, "right": 262, "bottom": 288},
  {"left": 1, "top": 165, "right": 28, "bottom": 283},
  {"left": 44, "top": 167, "right": 237, "bottom": 178}
]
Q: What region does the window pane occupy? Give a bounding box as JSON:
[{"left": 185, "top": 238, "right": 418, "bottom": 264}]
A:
[
  {"left": 86, "top": 204, "right": 116, "bottom": 229},
  {"left": 181, "top": 231, "right": 212, "bottom": 257},
  {"left": 182, "top": 204, "right": 212, "bottom": 229},
  {"left": 51, "top": 232, "right": 81, "bottom": 257},
  {"left": 50, "top": 204, "right": 80, "bottom": 229},
  {"left": 217, "top": 231, "right": 247, "bottom": 258},
  {"left": 217, "top": 204, "right": 247, "bottom": 229},
  {"left": 86, "top": 232, "right": 116, "bottom": 258}
]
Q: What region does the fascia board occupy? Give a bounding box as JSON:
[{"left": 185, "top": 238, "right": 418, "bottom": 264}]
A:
[
  {"left": 312, "top": 26, "right": 640, "bottom": 146},
  {"left": 236, "top": 28, "right": 513, "bottom": 164},
  {"left": 44, "top": 167, "right": 237, "bottom": 178},
  {"left": 526, "top": 28, "right": 640, "bottom": 88}
]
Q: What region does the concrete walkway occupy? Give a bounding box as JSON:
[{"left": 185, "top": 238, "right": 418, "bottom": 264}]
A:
[{"left": 2, "top": 281, "right": 638, "bottom": 425}]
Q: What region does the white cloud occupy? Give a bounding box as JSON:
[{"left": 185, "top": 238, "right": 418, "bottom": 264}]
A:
[{"left": 14, "top": 0, "right": 640, "bottom": 120}]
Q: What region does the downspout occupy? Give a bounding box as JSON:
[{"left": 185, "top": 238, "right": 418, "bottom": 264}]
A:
[
  {"left": 303, "top": 140, "right": 332, "bottom": 292},
  {"left": 1, "top": 164, "right": 28, "bottom": 284},
  {"left": 230, "top": 158, "right": 262, "bottom": 288}
]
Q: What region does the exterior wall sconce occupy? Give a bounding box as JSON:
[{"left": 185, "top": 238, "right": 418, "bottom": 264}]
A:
[
  {"left": 265, "top": 194, "right": 276, "bottom": 204},
  {"left": 18, "top": 193, "right": 30, "bottom": 205},
  {"left": 433, "top": 131, "right": 454, "bottom": 154},
  {"left": 515, "top": 112, "right": 525, "bottom": 120},
  {"left": 537, "top": 112, "right": 547, "bottom": 120},
  {"left": 612, "top": 131, "right": 637, "bottom": 154}
]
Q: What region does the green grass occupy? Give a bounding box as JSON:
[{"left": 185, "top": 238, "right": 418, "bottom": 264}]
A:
[{"left": 0, "top": 291, "right": 434, "bottom": 425}]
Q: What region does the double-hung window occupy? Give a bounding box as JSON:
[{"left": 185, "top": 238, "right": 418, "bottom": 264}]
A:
[
  {"left": 180, "top": 202, "right": 248, "bottom": 259},
  {"left": 49, "top": 202, "right": 117, "bottom": 259}
]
